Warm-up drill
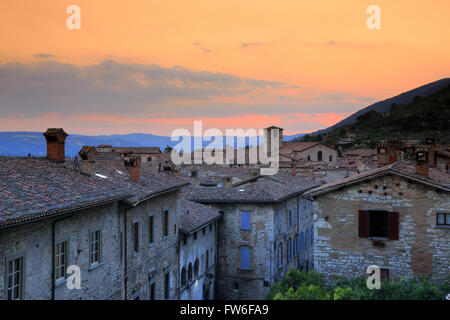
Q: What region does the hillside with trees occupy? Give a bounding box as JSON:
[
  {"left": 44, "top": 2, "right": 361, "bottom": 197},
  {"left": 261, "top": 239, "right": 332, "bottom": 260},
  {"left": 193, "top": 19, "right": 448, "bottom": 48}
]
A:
[{"left": 299, "top": 83, "right": 450, "bottom": 150}]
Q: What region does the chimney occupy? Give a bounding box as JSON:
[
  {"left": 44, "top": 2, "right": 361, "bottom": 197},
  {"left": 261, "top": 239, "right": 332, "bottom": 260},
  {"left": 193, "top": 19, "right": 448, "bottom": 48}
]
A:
[
  {"left": 291, "top": 166, "right": 296, "bottom": 176},
  {"left": 424, "top": 134, "right": 436, "bottom": 167},
  {"left": 129, "top": 156, "right": 141, "bottom": 183},
  {"left": 43, "top": 128, "right": 68, "bottom": 162},
  {"left": 415, "top": 148, "right": 429, "bottom": 177},
  {"left": 224, "top": 176, "right": 233, "bottom": 188},
  {"left": 263, "top": 126, "right": 284, "bottom": 156},
  {"left": 78, "top": 146, "right": 97, "bottom": 176}
]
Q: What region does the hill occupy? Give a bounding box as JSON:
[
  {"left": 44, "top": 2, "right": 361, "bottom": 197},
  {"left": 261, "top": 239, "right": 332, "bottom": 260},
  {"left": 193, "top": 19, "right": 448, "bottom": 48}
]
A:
[
  {"left": 313, "top": 78, "right": 450, "bottom": 136},
  {"left": 301, "top": 83, "right": 450, "bottom": 149}
]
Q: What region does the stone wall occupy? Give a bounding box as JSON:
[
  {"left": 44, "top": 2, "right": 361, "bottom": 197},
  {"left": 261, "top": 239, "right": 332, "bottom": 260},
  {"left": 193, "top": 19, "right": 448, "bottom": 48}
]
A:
[
  {"left": 179, "top": 220, "right": 217, "bottom": 300},
  {"left": 121, "top": 190, "right": 180, "bottom": 300},
  {"left": 313, "top": 174, "right": 450, "bottom": 285},
  {"left": 0, "top": 202, "right": 122, "bottom": 300}
]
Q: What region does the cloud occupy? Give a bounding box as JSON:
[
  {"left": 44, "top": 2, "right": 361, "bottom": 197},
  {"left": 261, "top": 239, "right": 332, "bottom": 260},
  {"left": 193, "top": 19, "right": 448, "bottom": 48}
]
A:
[
  {"left": 33, "top": 53, "right": 55, "bottom": 59},
  {"left": 0, "top": 59, "right": 286, "bottom": 117},
  {"left": 241, "top": 42, "right": 262, "bottom": 48}
]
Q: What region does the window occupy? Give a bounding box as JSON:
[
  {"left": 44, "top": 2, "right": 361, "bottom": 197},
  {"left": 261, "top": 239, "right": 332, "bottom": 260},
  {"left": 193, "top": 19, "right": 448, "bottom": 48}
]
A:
[
  {"left": 241, "top": 211, "right": 251, "bottom": 230},
  {"left": 294, "top": 208, "right": 298, "bottom": 225},
  {"left": 55, "top": 241, "right": 68, "bottom": 281},
  {"left": 133, "top": 222, "right": 139, "bottom": 252},
  {"left": 437, "top": 212, "right": 450, "bottom": 226},
  {"left": 164, "top": 273, "right": 170, "bottom": 300},
  {"left": 149, "top": 282, "right": 155, "bottom": 300},
  {"left": 300, "top": 232, "right": 304, "bottom": 251},
  {"left": 288, "top": 238, "right": 293, "bottom": 261},
  {"left": 194, "top": 259, "right": 199, "bottom": 278},
  {"left": 181, "top": 267, "right": 187, "bottom": 286},
  {"left": 299, "top": 199, "right": 303, "bottom": 220},
  {"left": 239, "top": 247, "right": 251, "bottom": 270},
  {"left": 188, "top": 263, "right": 193, "bottom": 281},
  {"left": 317, "top": 151, "right": 322, "bottom": 161},
  {"left": 278, "top": 243, "right": 283, "bottom": 267},
  {"left": 307, "top": 155, "right": 311, "bottom": 161},
  {"left": 381, "top": 268, "right": 390, "bottom": 282},
  {"left": 359, "top": 210, "right": 399, "bottom": 240},
  {"left": 90, "top": 230, "right": 101, "bottom": 265},
  {"left": 277, "top": 210, "right": 282, "bottom": 229},
  {"left": 329, "top": 155, "right": 333, "bottom": 162},
  {"left": 6, "top": 256, "right": 24, "bottom": 300},
  {"left": 288, "top": 210, "right": 292, "bottom": 227},
  {"left": 194, "top": 232, "right": 197, "bottom": 240},
  {"left": 163, "top": 210, "right": 169, "bottom": 237},
  {"left": 148, "top": 216, "right": 154, "bottom": 244},
  {"left": 202, "top": 227, "right": 206, "bottom": 235}
]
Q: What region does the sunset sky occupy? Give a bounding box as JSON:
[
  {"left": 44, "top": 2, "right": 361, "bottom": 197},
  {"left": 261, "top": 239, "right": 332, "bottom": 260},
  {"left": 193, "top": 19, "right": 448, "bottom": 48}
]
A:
[{"left": 1, "top": 0, "right": 449, "bottom": 135}]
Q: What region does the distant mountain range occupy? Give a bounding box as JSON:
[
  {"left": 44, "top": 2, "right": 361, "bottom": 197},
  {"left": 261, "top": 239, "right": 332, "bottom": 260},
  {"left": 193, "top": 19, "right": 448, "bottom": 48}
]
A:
[
  {"left": 0, "top": 131, "right": 304, "bottom": 158},
  {"left": 312, "top": 78, "right": 450, "bottom": 135}
]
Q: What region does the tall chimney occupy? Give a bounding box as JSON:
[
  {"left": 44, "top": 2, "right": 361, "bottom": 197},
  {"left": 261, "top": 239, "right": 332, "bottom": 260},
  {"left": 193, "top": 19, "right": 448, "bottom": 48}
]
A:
[
  {"left": 224, "top": 176, "right": 233, "bottom": 188},
  {"left": 78, "top": 146, "right": 97, "bottom": 176},
  {"left": 129, "top": 156, "right": 141, "bottom": 183},
  {"left": 43, "top": 128, "right": 68, "bottom": 162},
  {"left": 415, "top": 148, "right": 429, "bottom": 177}
]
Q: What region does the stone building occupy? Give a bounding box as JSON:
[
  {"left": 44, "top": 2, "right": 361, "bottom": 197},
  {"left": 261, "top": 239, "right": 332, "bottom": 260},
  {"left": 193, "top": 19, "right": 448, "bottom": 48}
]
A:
[
  {"left": 178, "top": 199, "right": 221, "bottom": 300},
  {"left": 305, "top": 159, "right": 450, "bottom": 285},
  {"left": 187, "top": 171, "right": 319, "bottom": 299},
  {"left": 0, "top": 129, "right": 189, "bottom": 300}
]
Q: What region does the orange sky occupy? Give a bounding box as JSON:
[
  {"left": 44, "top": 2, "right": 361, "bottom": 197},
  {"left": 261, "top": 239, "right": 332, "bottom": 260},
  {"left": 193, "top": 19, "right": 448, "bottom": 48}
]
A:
[{"left": 0, "top": 0, "right": 449, "bottom": 135}]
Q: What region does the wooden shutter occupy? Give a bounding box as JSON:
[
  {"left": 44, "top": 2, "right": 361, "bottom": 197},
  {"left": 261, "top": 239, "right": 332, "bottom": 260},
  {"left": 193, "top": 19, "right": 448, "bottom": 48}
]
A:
[
  {"left": 240, "top": 247, "right": 251, "bottom": 270},
  {"left": 358, "top": 210, "right": 369, "bottom": 238},
  {"left": 388, "top": 212, "right": 400, "bottom": 240},
  {"left": 241, "top": 212, "right": 250, "bottom": 230}
]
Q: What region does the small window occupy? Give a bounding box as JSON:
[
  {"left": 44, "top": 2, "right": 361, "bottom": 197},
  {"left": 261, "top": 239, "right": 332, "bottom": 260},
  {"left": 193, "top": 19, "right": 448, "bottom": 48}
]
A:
[
  {"left": 381, "top": 268, "right": 390, "bottom": 282},
  {"left": 194, "top": 259, "right": 199, "bottom": 278},
  {"left": 90, "top": 230, "right": 101, "bottom": 265},
  {"left": 437, "top": 212, "right": 450, "bottom": 226},
  {"left": 317, "top": 151, "right": 322, "bottom": 161},
  {"left": 202, "top": 227, "right": 206, "bottom": 235},
  {"left": 133, "top": 222, "right": 139, "bottom": 252},
  {"left": 181, "top": 267, "right": 187, "bottom": 286},
  {"left": 148, "top": 216, "right": 154, "bottom": 244},
  {"left": 194, "top": 232, "right": 197, "bottom": 240},
  {"left": 163, "top": 210, "right": 169, "bottom": 237},
  {"left": 239, "top": 247, "right": 251, "bottom": 270},
  {"left": 241, "top": 211, "right": 250, "bottom": 230},
  {"left": 188, "top": 263, "right": 193, "bottom": 281},
  {"left": 6, "top": 256, "right": 24, "bottom": 300},
  {"left": 307, "top": 155, "right": 311, "bottom": 161},
  {"left": 164, "top": 273, "right": 170, "bottom": 300},
  {"left": 149, "top": 282, "right": 156, "bottom": 300},
  {"left": 55, "top": 241, "right": 68, "bottom": 281},
  {"left": 329, "top": 155, "right": 333, "bottom": 162},
  {"left": 288, "top": 210, "right": 292, "bottom": 227}
]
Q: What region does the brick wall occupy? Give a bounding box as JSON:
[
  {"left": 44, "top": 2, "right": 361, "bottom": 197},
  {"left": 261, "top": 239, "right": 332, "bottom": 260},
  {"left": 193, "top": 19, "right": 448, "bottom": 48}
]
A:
[{"left": 313, "top": 175, "right": 450, "bottom": 285}]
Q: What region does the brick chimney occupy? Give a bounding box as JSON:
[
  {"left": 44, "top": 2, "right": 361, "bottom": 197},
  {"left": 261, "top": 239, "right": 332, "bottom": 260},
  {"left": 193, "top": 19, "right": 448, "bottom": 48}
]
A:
[
  {"left": 424, "top": 134, "right": 436, "bottom": 167},
  {"left": 377, "top": 138, "right": 398, "bottom": 167},
  {"left": 78, "top": 146, "right": 97, "bottom": 176},
  {"left": 43, "top": 128, "right": 68, "bottom": 162},
  {"left": 224, "top": 176, "right": 233, "bottom": 188},
  {"left": 129, "top": 156, "right": 141, "bottom": 183},
  {"left": 415, "top": 148, "right": 429, "bottom": 177}
]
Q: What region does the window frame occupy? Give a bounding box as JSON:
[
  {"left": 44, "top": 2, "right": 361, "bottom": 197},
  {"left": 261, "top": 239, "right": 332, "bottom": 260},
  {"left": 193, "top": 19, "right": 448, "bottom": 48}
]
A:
[
  {"left": 436, "top": 212, "right": 450, "bottom": 227},
  {"left": 148, "top": 215, "right": 154, "bottom": 244},
  {"left": 163, "top": 209, "right": 169, "bottom": 238},
  {"left": 55, "top": 239, "right": 69, "bottom": 283},
  {"left": 240, "top": 211, "right": 251, "bottom": 230},
  {"left": 239, "top": 246, "right": 252, "bottom": 270},
  {"left": 5, "top": 252, "right": 26, "bottom": 300},
  {"left": 89, "top": 229, "right": 102, "bottom": 267}
]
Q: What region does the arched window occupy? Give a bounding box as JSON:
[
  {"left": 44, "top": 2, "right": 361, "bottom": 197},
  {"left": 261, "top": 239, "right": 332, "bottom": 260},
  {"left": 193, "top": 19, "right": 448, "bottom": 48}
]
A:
[
  {"left": 194, "top": 259, "right": 199, "bottom": 278},
  {"left": 317, "top": 151, "right": 322, "bottom": 161},
  {"left": 188, "top": 263, "right": 193, "bottom": 281},
  {"left": 181, "top": 267, "right": 187, "bottom": 286}
]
